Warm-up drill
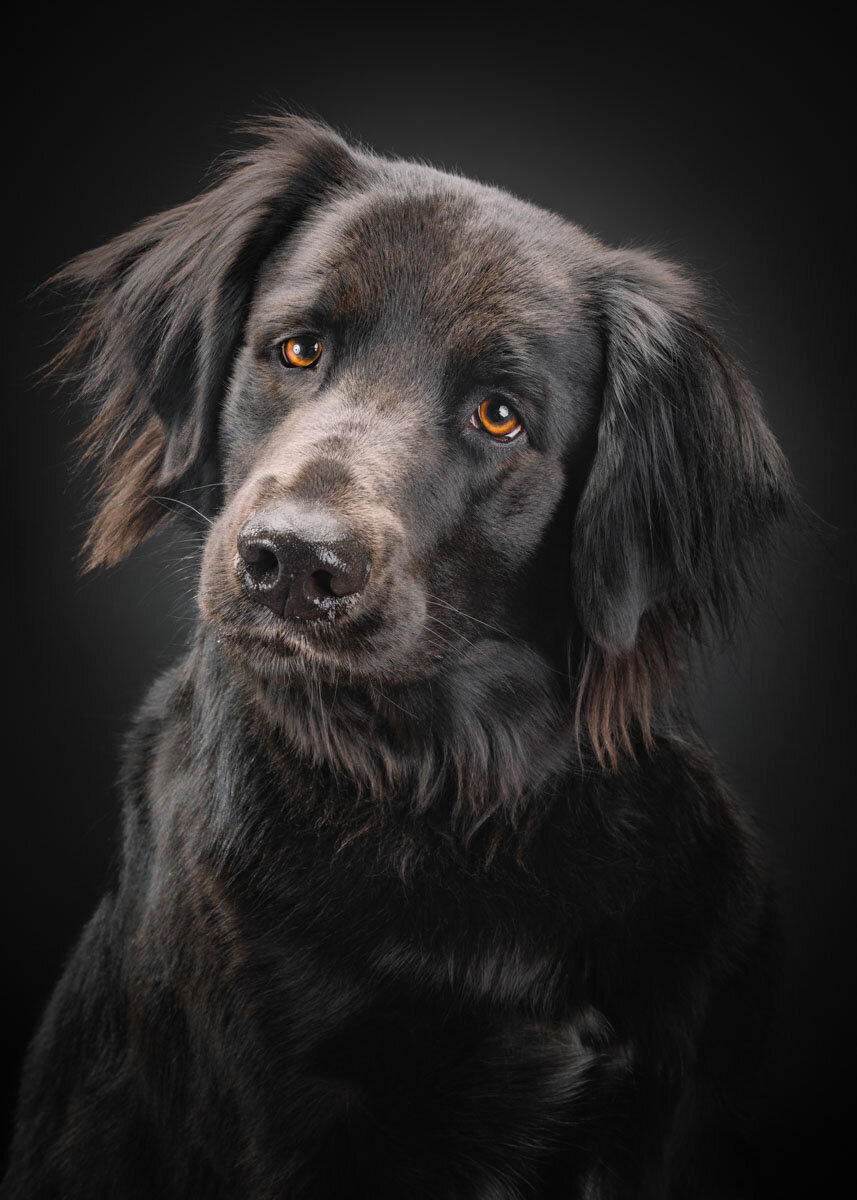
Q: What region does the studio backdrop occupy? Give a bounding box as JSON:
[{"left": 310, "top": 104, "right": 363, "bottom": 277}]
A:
[{"left": 4, "top": 16, "right": 853, "bottom": 1193}]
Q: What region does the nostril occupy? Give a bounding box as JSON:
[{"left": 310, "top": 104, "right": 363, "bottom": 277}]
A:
[
  {"left": 310, "top": 569, "right": 335, "bottom": 599},
  {"left": 243, "top": 545, "right": 280, "bottom": 584},
  {"left": 327, "top": 547, "right": 371, "bottom": 598}
]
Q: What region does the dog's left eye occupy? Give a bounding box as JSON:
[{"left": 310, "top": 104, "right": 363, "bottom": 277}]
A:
[
  {"left": 280, "top": 336, "right": 322, "bottom": 368},
  {"left": 470, "top": 398, "right": 524, "bottom": 441}
]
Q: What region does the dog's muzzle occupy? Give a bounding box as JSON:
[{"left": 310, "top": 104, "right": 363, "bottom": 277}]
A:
[{"left": 236, "top": 501, "right": 371, "bottom": 621}]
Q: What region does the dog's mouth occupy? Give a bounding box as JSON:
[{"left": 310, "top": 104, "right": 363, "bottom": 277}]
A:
[
  {"left": 219, "top": 625, "right": 338, "bottom": 677},
  {"left": 205, "top": 580, "right": 444, "bottom": 686},
  {"left": 199, "top": 510, "right": 491, "bottom": 686},
  {"left": 216, "top": 608, "right": 374, "bottom": 671}
]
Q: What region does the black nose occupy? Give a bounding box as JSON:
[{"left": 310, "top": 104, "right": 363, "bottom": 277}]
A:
[{"left": 237, "top": 507, "right": 371, "bottom": 621}]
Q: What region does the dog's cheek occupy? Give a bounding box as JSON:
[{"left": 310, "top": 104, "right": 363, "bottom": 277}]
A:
[
  {"left": 197, "top": 505, "right": 246, "bottom": 625},
  {"left": 218, "top": 353, "right": 295, "bottom": 493},
  {"left": 362, "top": 579, "right": 431, "bottom": 676},
  {"left": 477, "top": 454, "right": 567, "bottom": 575},
  {"left": 413, "top": 455, "right": 566, "bottom": 638}
]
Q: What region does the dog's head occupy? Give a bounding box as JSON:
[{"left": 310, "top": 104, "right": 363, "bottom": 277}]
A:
[{"left": 53, "top": 117, "right": 794, "bottom": 766}]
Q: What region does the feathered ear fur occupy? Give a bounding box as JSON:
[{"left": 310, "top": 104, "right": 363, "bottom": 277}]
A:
[
  {"left": 572, "top": 249, "right": 795, "bottom": 765},
  {"left": 47, "top": 116, "right": 356, "bottom": 569}
]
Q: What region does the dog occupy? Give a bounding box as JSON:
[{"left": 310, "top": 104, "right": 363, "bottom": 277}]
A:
[{"left": 4, "top": 116, "right": 793, "bottom": 1198}]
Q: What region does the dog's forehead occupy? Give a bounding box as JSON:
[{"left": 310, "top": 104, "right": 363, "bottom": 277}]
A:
[{"left": 253, "top": 170, "right": 595, "bottom": 346}]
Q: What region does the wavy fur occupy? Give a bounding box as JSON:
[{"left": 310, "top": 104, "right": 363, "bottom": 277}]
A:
[{"left": 5, "top": 117, "right": 794, "bottom": 1198}]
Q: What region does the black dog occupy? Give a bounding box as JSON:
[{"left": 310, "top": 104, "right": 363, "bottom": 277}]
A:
[{"left": 4, "top": 117, "right": 793, "bottom": 1198}]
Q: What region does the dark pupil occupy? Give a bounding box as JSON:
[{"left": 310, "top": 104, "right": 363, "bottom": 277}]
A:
[
  {"left": 294, "top": 340, "right": 317, "bottom": 360},
  {"left": 490, "top": 401, "right": 510, "bottom": 422}
]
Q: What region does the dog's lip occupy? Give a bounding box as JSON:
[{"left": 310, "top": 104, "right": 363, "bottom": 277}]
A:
[
  {"left": 214, "top": 616, "right": 369, "bottom": 673},
  {"left": 218, "top": 624, "right": 322, "bottom": 659},
  {"left": 216, "top": 623, "right": 446, "bottom": 690}
]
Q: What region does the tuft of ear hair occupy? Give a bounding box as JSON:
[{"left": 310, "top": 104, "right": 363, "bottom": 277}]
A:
[
  {"left": 43, "top": 116, "right": 356, "bottom": 570},
  {"left": 572, "top": 249, "right": 796, "bottom": 767}
]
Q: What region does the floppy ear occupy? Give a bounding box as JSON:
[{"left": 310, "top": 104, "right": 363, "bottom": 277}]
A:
[
  {"left": 572, "top": 248, "right": 795, "bottom": 764},
  {"left": 47, "top": 116, "right": 357, "bottom": 568}
]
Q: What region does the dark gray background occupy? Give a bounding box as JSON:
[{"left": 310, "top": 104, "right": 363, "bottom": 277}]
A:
[{"left": 5, "top": 14, "right": 854, "bottom": 1190}]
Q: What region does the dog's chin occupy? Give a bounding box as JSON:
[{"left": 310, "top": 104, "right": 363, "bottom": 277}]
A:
[
  {"left": 209, "top": 619, "right": 444, "bottom": 689},
  {"left": 200, "top": 576, "right": 440, "bottom": 687}
]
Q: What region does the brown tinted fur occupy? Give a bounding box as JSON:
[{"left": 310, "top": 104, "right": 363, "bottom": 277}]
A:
[
  {"left": 47, "top": 119, "right": 791, "bottom": 767},
  {"left": 5, "top": 116, "right": 796, "bottom": 1200}
]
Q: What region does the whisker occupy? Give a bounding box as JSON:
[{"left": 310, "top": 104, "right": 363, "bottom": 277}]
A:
[
  {"left": 426, "top": 593, "right": 516, "bottom": 641},
  {"left": 370, "top": 685, "right": 418, "bottom": 721},
  {"left": 425, "top": 612, "right": 475, "bottom": 647},
  {"left": 147, "top": 495, "right": 214, "bottom": 526}
]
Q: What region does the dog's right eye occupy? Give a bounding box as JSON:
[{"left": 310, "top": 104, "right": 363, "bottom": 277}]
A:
[
  {"left": 470, "top": 398, "right": 524, "bottom": 441},
  {"left": 280, "top": 337, "right": 322, "bottom": 368}
]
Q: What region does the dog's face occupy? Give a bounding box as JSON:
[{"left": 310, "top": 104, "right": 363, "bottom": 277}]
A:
[
  {"left": 58, "top": 117, "right": 793, "bottom": 762},
  {"left": 198, "top": 177, "right": 602, "bottom": 684}
]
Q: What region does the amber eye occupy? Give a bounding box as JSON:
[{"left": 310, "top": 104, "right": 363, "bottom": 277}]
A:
[
  {"left": 471, "top": 397, "right": 523, "bottom": 440},
  {"left": 281, "top": 336, "right": 322, "bottom": 368}
]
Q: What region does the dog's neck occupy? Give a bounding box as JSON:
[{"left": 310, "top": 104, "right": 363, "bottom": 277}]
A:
[{"left": 186, "top": 625, "right": 581, "bottom": 852}]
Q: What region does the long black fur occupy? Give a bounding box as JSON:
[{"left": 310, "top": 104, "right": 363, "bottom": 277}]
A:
[{"left": 4, "top": 116, "right": 794, "bottom": 1198}]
